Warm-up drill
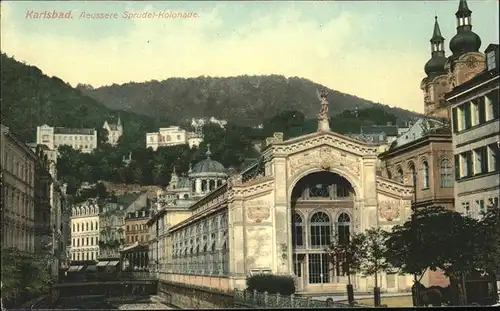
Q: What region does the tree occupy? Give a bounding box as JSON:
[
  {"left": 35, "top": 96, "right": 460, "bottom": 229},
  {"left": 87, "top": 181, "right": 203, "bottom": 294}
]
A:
[
  {"left": 354, "top": 228, "right": 392, "bottom": 307},
  {"left": 325, "top": 233, "right": 365, "bottom": 304},
  {"left": 475, "top": 200, "right": 500, "bottom": 278}
]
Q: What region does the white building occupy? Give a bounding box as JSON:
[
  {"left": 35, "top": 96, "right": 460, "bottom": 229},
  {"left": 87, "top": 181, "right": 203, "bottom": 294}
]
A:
[
  {"left": 37, "top": 124, "right": 97, "bottom": 153},
  {"left": 103, "top": 117, "right": 123, "bottom": 146},
  {"left": 146, "top": 126, "right": 203, "bottom": 151},
  {"left": 191, "top": 117, "right": 228, "bottom": 129},
  {"left": 69, "top": 198, "right": 100, "bottom": 262},
  {"left": 447, "top": 44, "right": 499, "bottom": 219}
]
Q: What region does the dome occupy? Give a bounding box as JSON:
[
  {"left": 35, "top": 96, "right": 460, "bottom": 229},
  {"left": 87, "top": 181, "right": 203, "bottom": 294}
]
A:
[
  {"left": 424, "top": 55, "right": 447, "bottom": 77},
  {"left": 450, "top": 30, "right": 481, "bottom": 56},
  {"left": 188, "top": 144, "right": 227, "bottom": 177},
  {"left": 191, "top": 158, "right": 226, "bottom": 175}
]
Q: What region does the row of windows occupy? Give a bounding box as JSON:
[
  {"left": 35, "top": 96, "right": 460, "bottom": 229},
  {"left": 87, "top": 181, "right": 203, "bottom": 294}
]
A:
[
  {"left": 191, "top": 179, "right": 224, "bottom": 193},
  {"left": 126, "top": 224, "right": 147, "bottom": 232},
  {"left": 454, "top": 144, "right": 499, "bottom": 179},
  {"left": 127, "top": 234, "right": 149, "bottom": 243},
  {"left": 2, "top": 152, "right": 34, "bottom": 185},
  {"left": 71, "top": 251, "right": 97, "bottom": 261},
  {"left": 72, "top": 236, "right": 99, "bottom": 247},
  {"left": 2, "top": 224, "right": 34, "bottom": 253},
  {"left": 452, "top": 89, "right": 499, "bottom": 133},
  {"left": 391, "top": 158, "right": 453, "bottom": 189},
  {"left": 2, "top": 185, "right": 35, "bottom": 219},
  {"left": 461, "top": 197, "right": 499, "bottom": 219},
  {"left": 292, "top": 212, "right": 351, "bottom": 248},
  {"left": 54, "top": 134, "right": 94, "bottom": 141},
  {"left": 55, "top": 142, "right": 94, "bottom": 149},
  {"left": 149, "top": 134, "right": 183, "bottom": 142},
  {"left": 72, "top": 221, "right": 99, "bottom": 232},
  {"left": 72, "top": 206, "right": 99, "bottom": 216}
]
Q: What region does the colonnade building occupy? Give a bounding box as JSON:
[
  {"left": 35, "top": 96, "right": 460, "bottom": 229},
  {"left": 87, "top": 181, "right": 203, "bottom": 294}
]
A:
[{"left": 148, "top": 109, "right": 415, "bottom": 294}]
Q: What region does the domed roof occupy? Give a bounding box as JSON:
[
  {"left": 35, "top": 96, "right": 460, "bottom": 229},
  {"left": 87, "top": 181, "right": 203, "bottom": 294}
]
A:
[
  {"left": 424, "top": 55, "right": 447, "bottom": 78},
  {"left": 189, "top": 144, "right": 227, "bottom": 176},
  {"left": 450, "top": 30, "right": 481, "bottom": 56}
]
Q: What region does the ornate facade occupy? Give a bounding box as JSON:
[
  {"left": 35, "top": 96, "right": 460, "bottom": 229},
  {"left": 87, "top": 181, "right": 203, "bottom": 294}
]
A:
[
  {"left": 70, "top": 199, "right": 100, "bottom": 262},
  {"left": 148, "top": 110, "right": 415, "bottom": 293},
  {"left": 37, "top": 124, "right": 97, "bottom": 153}
]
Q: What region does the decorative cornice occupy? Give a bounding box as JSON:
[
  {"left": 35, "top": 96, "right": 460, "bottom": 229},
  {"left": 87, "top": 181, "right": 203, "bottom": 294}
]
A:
[
  {"left": 228, "top": 177, "right": 274, "bottom": 201},
  {"left": 376, "top": 176, "right": 414, "bottom": 198}
]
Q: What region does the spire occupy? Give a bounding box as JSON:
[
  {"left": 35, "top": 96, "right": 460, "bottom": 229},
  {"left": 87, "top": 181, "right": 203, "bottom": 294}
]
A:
[
  {"left": 206, "top": 144, "right": 211, "bottom": 159},
  {"left": 172, "top": 166, "right": 177, "bottom": 175},
  {"left": 430, "top": 16, "right": 445, "bottom": 55},
  {"left": 117, "top": 115, "right": 122, "bottom": 127},
  {"left": 188, "top": 162, "right": 193, "bottom": 173},
  {"left": 456, "top": 0, "right": 472, "bottom": 18}
]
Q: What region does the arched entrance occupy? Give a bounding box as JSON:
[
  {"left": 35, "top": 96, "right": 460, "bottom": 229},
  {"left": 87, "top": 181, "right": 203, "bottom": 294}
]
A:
[{"left": 290, "top": 171, "right": 355, "bottom": 292}]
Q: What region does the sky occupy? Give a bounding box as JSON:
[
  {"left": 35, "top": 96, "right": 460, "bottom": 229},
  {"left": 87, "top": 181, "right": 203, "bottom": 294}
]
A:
[{"left": 1, "top": 1, "right": 498, "bottom": 114}]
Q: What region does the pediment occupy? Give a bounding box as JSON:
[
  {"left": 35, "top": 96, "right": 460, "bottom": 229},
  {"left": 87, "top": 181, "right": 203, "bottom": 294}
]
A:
[{"left": 266, "top": 131, "right": 379, "bottom": 158}]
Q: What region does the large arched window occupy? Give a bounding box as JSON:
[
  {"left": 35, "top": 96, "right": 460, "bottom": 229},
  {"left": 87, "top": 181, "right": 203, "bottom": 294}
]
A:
[
  {"left": 86, "top": 222, "right": 89, "bottom": 231},
  {"left": 396, "top": 166, "right": 404, "bottom": 184},
  {"left": 310, "top": 212, "right": 331, "bottom": 247},
  {"left": 422, "top": 161, "right": 429, "bottom": 189},
  {"left": 440, "top": 158, "right": 453, "bottom": 188},
  {"left": 337, "top": 213, "right": 351, "bottom": 245},
  {"left": 292, "top": 212, "right": 304, "bottom": 247}
]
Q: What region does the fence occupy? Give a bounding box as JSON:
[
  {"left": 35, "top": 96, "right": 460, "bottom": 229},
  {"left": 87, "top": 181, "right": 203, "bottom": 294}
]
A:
[{"left": 234, "top": 289, "right": 358, "bottom": 308}]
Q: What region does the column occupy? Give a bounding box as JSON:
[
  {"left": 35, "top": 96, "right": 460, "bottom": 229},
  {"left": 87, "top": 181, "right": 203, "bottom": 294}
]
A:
[
  {"left": 273, "top": 157, "right": 289, "bottom": 274},
  {"left": 195, "top": 179, "right": 201, "bottom": 194}
]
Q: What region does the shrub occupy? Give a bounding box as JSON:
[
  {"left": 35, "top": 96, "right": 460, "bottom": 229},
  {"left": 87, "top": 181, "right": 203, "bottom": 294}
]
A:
[{"left": 246, "top": 274, "right": 295, "bottom": 296}]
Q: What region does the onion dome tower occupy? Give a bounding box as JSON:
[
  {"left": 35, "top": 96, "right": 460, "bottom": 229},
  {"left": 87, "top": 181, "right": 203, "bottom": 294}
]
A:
[
  {"left": 449, "top": 0, "right": 481, "bottom": 57},
  {"left": 424, "top": 16, "right": 447, "bottom": 79}
]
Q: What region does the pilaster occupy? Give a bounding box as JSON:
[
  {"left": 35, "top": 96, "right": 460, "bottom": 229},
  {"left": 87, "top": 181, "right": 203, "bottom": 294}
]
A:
[
  {"left": 228, "top": 199, "right": 246, "bottom": 277},
  {"left": 273, "top": 157, "right": 288, "bottom": 274}
]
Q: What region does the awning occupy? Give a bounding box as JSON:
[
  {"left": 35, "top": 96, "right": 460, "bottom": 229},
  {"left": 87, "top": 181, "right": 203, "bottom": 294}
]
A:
[
  {"left": 68, "top": 266, "right": 79, "bottom": 272},
  {"left": 76, "top": 266, "right": 84, "bottom": 271},
  {"left": 85, "top": 265, "right": 97, "bottom": 271},
  {"left": 107, "top": 261, "right": 120, "bottom": 266},
  {"left": 97, "top": 261, "right": 109, "bottom": 267}
]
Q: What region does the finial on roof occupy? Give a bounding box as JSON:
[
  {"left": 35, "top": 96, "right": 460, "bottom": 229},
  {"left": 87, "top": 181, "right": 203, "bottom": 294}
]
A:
[
  {"left": 172, "top": 166, "right": 177, "bottom": 175},
  {"left": 206, "top": 144, "right": 211, "bottom": 158},
  {"left": 188, "top": 162, "right": 193, "bottom": 173}
]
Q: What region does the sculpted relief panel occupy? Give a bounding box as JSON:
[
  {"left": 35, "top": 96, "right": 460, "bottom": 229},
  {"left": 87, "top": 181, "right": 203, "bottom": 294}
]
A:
[
  {"left": 245, "top": 200, "right": 271, "bottom": 223},
  {"left": 245, "top": 227, "right": 273, "bottom": 267},
  {"left": 377, "top": 193, "right": 412, "bottom": 224},
  {"left": 288, "top": 146, "right": 361, "bottom": 179}
]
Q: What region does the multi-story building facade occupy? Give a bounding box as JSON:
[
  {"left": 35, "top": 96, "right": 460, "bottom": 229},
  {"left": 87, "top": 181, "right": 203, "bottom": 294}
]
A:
[
  {"left": 125, "top": 208, "right": 152, "bottom": 245},
  {"left": 37, "top": 124, "right": 97, "bottom": 153},
  {"left": 447, "top": 44, "right": 499, "bottom": 219},
  {"left": 1, "top": 125, "right": 37, "bottom": 253},
  {"left": 70, "top": 198, "right": 100, "bottom": 262},
  {"left": 146, "top": 126, "right": 203, "bottom": 151},
  {"left": 103, "top": 117, "right": 123, "bottom": 146}
]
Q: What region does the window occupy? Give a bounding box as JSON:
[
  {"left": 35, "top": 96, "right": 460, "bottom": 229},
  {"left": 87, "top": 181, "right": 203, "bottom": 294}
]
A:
[
  {"left": 460, "top": 151, "right": 473, "bottom": 178},
  {"left": 473, "top": 147, "right": 488, "bottom": 175},
  {"left": 462, "top": 201, "right": 471, "bottom": 216},
  {"left": 396, "top": 167, "right": 404, "bottom": 184},
  {"left": 487, "top": 197, "right": 499, "bottom": 208},
  {"left": 422, "top": 161, "right": 429, "bottom": 189},
  {"left": 485, "top": 90, "right": 499, "bottom": 121},
  {"left": 337, "top": 213, "right": 351, "bottom": 245},
  {"left": 487, "top": 50, "right": 497, "bottom": 71},
  {"left": 308, "top": 253, "right": 330, "bottom": 284},
  {"left": 310, "top": 212, "right": 331, "bottom": 247},
  {"left": 292, "top": 212, "right": 304, "bottom": 247},
  {"left": 440, "top": 159, "right": 453, "bottom": 187},
  {"left": 86, "top": 222, "right": 89, "bottom": 231},
  {"left": 488, "top": 143, "right": 499, "bottom": 172},
  {"left": 476, "top": 199, "right": 485, "bottom": 217}
]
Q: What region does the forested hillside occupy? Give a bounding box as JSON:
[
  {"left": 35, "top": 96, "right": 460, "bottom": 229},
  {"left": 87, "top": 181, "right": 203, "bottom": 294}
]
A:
[
  {"left": 80, "top": 75, "right": 421, "bottom": 126},
  {"left": 0, "top": 53, "right": 166, "bottom": 148}
]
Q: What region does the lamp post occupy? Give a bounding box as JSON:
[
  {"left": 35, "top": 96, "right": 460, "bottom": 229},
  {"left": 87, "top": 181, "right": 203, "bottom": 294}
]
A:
[{"left": 409, "top": 170, "right": 421, "bottom": 307}]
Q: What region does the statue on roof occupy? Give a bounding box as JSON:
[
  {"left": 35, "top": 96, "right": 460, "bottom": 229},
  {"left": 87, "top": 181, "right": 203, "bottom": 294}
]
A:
[
  {"left": 316, "top": 88, "right": 330, "bottom": 120},
  {"left": 316, "top": 88, "right": 331, "bottom": 132}
]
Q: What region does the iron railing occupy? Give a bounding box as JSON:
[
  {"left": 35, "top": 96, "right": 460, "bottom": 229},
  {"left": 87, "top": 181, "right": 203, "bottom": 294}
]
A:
[{"left": 234, "top": 289, "right": 360, "bottom": 308}]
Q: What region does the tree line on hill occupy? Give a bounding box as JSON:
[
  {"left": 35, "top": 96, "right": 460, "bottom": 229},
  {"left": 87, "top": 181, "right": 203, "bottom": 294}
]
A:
[{"left": 56, "top": 107, "right": 399, "bottom": 195}]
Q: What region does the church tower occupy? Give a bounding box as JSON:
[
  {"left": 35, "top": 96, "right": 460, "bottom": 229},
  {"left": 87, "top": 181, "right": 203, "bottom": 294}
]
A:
[
  {"left": 445, "top": 0, "right": 484, "bottom": 88},
  {"left": 420, "top": 16, "right": 450, "bottom": 118}
]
